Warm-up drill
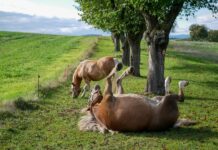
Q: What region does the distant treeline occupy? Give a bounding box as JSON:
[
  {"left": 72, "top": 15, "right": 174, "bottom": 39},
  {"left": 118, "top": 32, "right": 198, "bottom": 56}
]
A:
[{"left": 189, "top": 24, "right": 218, "bottom": 42}]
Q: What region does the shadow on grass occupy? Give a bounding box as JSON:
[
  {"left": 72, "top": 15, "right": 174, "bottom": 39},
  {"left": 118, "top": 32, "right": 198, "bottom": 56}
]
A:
[
  {"left": 0, "top": 111, "right": 16, "bottom": 120},
  {"left": 138, "top": 75, "right": 147, "bottom": 79},
  {"left": 172, "top": 78, "right": 218, "bottom": 90},
  {"left": 14, "top": 97, "right": 39, "bottom": 111},
  {"left": 185, "top": 96, "right": 218, "bottom": 101},
  {"left": 123, "top": 127, "right": 218, "bottom": 141}
]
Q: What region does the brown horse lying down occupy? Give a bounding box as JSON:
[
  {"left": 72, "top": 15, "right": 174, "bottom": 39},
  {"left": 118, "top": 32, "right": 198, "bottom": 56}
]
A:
[
  {"left": 78, "top": 66, "right": 196, "bottom": 133},
  {"left": 71, "top": 56, "right": 122, "bottom": 98}
]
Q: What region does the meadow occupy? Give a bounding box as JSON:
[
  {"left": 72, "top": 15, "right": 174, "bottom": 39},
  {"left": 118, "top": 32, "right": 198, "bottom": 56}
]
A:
[
  {"left": 0, "top": 32, "right": 218, "bottom": 149},
  {"left": 0, "top": 31, "right": 97, "bottom": 101}
]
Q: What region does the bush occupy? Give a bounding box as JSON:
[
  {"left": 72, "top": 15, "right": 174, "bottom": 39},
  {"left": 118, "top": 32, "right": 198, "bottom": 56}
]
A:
[
  {"left": 208, "top": 30, "right": 218, "bottom": 42},
  {"left": 189, "top": 24, "right": 208, "bottom": 41}
]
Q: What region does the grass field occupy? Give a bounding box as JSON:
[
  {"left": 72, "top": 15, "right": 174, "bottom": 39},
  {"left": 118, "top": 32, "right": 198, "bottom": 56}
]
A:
[
  {"left": 0, "top": 32, "right": 218, "bottom": 149},
  {"left": 0, "top": 31, "right": 97, "bottom": 101}
]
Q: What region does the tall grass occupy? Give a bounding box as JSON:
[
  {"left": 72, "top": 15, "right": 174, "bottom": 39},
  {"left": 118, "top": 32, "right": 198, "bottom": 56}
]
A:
[
  {"left": 0, "top": 32, "right": 97, "bottom": 101},
  {"left": 0, "top": 34, "right": 218, "bottom": 149}
]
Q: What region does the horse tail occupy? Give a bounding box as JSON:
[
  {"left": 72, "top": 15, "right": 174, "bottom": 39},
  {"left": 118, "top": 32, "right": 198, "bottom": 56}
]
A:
[
  {"left": 113, "top": 58, "right": 123, "bottom": 71},
  {"left": 78, "top": 113, "right": 100, "bottom": 132}
]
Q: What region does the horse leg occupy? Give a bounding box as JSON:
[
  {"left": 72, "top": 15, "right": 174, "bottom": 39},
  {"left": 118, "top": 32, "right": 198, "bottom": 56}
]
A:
[
  {"left": 103, "top": 66, "right": 118, "bottom": 96},
  {"left": 81, "top": 80, "right": 90, "bottom": 98},
  {"left": 116, "top": 67, "right": 134, "bottom": 94},
  {"left": 164, "top": 76, "right": 171, "bottom": 95}
]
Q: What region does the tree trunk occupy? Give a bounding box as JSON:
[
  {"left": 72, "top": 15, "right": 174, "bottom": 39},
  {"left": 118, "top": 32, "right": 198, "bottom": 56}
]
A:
[
  {"left": 111, "top": 32, "right": 120, "bottom": 52},
  {"left": 127, "top": 31, "right": 143, "bottom": 76},
  {"left": 120, "top": 33, "right": 130, "bottom": 66},
  {"left": 145, "top": 30, "right": 169, "bottom": 95}
]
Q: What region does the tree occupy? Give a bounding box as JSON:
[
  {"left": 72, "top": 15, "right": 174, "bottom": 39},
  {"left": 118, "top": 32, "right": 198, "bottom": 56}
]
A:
[
  {"left": 76, "top": 0, "right": 217, "bottom": 94},
  {"left": 120, "top": 33, "right": 130, "bottom": 66},
  {"left": 111, "top": 32, "right": 121, "bottom": 52},
  {"left": 129, "top": 0, "right": 218, "bottom": 94},
  {"left": 208, "top": 30, "right": 218, "bottom": 42},
  {"left": 75, "top": 0, "right": 146, "bottom": 76},
  {"left": 189, "top": 24, "right": 208, "bottom": 40}
]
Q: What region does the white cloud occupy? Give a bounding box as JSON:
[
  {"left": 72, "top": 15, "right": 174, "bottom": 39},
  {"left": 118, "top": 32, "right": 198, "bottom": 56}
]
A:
[
  {"left": 59, "top": 27, "right": 78, "bottom": 33},
  {"left": 0, "top": 11, "right": 107, "bottom": 35},
  {"left": 175, "top": 9, "right": 218, "bottom": 34},
  {"left": 195, "top": 13, "right": 218, "bottom": 24},
  {"left": 17, "top": 17, "right": 31, "bottom": 23},
  {"left": 59, "top": 25, "right": 94, "bottom": 33},
  {"left": 0, "top": 0, "right": 80, "bottom": 19}
]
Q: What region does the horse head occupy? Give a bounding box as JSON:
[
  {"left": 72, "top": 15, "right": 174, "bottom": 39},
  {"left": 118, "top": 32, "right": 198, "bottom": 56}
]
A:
[
  {"left": 89, "top": 84, "right": 103, "bottom": 105},
  {"left": 72, "top": 82, "right": 81, "bottom": 98}
]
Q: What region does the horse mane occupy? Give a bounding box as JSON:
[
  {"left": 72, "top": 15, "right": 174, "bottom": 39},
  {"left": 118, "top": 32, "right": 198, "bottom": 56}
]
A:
[{"left": 72, "top": 66, "right": 82, "bottom": 87}]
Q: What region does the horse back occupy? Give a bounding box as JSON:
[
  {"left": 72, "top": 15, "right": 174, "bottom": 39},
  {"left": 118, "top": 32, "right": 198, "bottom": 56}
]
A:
[
  {"left": 97, "top": 56, "right": 116, "bottom": 75},
  {"left": 78, "top": 57, "right": 116, "bottom": 81}
]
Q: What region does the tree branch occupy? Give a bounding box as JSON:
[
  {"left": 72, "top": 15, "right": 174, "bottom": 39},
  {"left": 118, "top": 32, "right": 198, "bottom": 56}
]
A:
[
  {"left": 162, "top": 1, "right": 184, "bottom": 34},
  {"left": 142, "top": 12, "right": 159, "bottom": 35},
  {"left": 111, "top": 0, "right": 116, "bottom": 9}
]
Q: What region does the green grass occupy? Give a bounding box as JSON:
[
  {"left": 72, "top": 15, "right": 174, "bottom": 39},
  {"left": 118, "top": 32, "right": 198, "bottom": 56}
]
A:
[
  {"left": 0, "top": 31, "right": 98, "bottom": 101},
  {"left": 0, "top": 33, "right": 218, "bottom": 149}
]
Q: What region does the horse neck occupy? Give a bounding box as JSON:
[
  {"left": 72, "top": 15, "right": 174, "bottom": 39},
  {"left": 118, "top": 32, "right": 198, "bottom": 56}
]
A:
[{"left": 73, "top": 70, "right": 82, "bottom": 87}]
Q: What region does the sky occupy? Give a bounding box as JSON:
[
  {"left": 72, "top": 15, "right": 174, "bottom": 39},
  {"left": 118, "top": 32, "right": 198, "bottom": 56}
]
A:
[{"left": 0, "top": 0, "right": 218, "bottom": 36}]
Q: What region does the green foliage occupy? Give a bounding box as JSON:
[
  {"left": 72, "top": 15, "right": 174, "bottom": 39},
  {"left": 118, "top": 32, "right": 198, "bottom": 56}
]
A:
[
  {"left": 1, "top": 35, "right": 218, "bottom": 149},
  {"left": 131, "top": 0, "right": 218, "bottom": 18},
  {"left": 132, "top": 0, "right": 217, "bottom": 33},
  {"left": 208, "top": 30, "right": 218, "bottom": 42},
  {"left": 189, "top": 24, "right": 208, "bottom": 40},
  {"left": 75, "top": 0, "right": 145, "bottom": 34},
  {"left": 0, "top": 31, "right": 98, "bottom": 101}
]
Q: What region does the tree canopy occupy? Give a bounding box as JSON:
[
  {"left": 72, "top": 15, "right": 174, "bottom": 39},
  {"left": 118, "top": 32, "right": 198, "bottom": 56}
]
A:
[
  {"left": 131, "top": 0, "right": 218, "bottom": 33},
  {"left": 189, "top": 24, "right": 208, "bottom": 40},
  {"left": 208, "top": 30, "right": 218, "bottom": 42},
  {"left": 75, "top": 0, "right": 145, "bottom": 34}
]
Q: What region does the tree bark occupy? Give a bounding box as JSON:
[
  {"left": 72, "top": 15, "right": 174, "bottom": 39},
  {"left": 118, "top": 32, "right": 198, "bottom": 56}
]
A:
[
  {"left": 127, "top": 31, "right": 143, "bottom": 76},
  {"left": 120, "top": 33, "right": 130, "bottom": 66},
  {"left": 142, "top": 1, "right": 184, "bottom": 95},
  {"left": 145, "top": 30, "right": 169, "bottom": 95},
  {"left": 111, "top": 32, "right": 120, "bottom": 52}
]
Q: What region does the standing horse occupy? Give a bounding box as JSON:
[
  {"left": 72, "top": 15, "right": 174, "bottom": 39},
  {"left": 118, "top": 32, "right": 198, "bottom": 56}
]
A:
[
  {"left": 79, "top": 66, "right": 196, "bottom": 133},
  {"left": 71, "top": 56, "right": 122, "bottom": 98}
]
